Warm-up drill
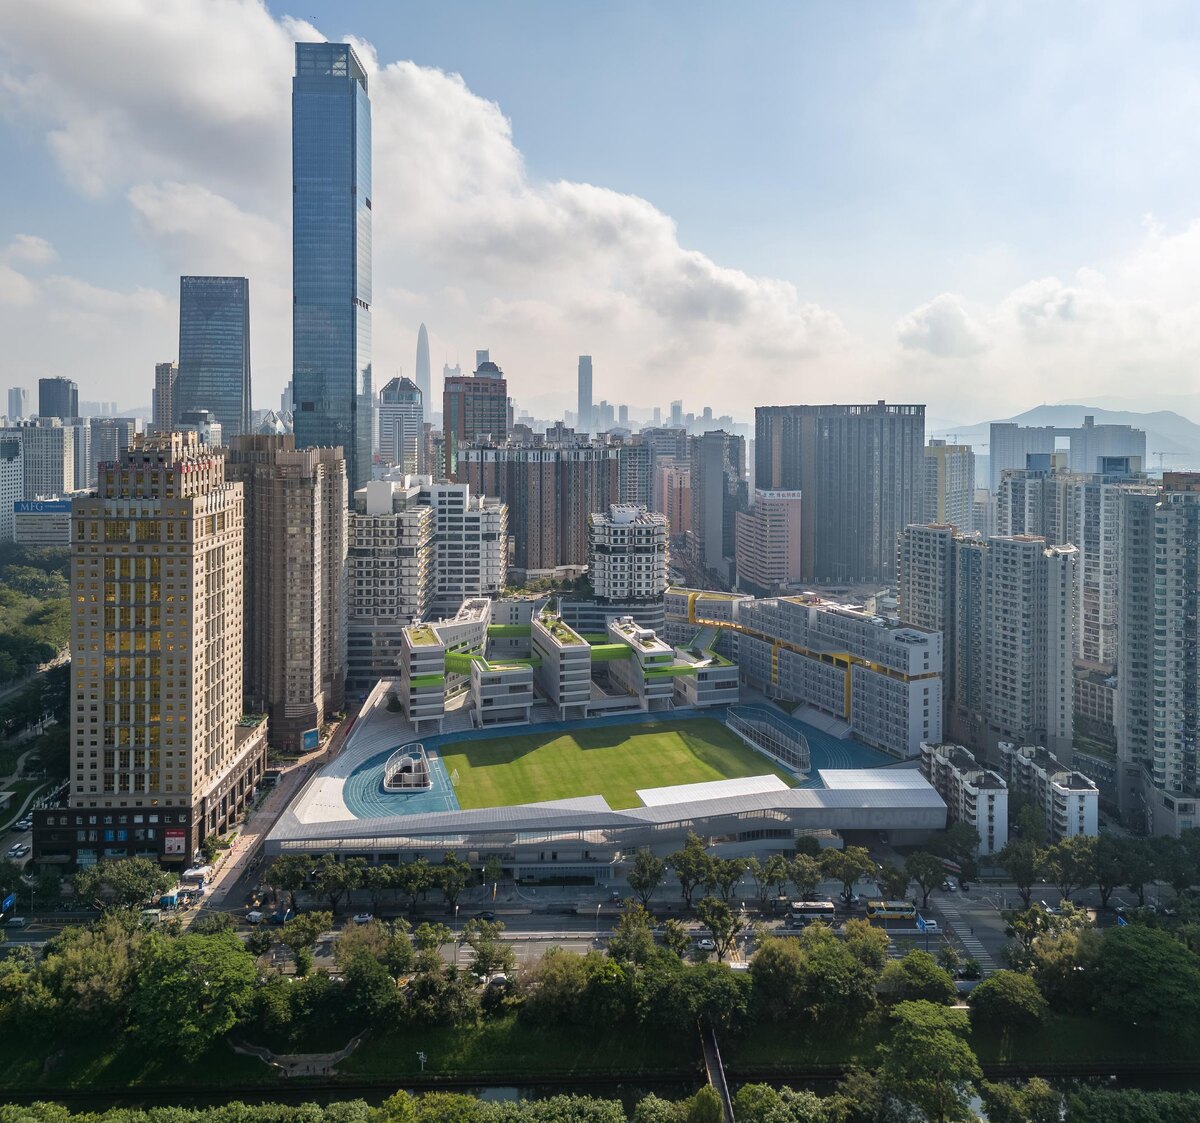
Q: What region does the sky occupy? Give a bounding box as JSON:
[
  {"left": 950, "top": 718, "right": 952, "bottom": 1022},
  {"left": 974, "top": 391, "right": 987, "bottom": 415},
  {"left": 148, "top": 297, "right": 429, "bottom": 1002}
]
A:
[{"left": 5, "top": 1, "right": 1200, "bottom": 429}]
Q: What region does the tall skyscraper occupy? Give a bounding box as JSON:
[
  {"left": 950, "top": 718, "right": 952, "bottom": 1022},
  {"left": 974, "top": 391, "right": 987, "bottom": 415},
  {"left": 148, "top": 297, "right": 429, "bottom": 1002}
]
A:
[
  {"left": 415, "top": 324, "right": 431, "bottom": 412},
  {"left": 7, "top": 387, "right": 29, "bottom": 421},
  {"left": 577, "top": 356, "right": 593, "bottom": 434},
  {"left": 33, "top": 432, "right": 266, "bottom": 866},
  {"left": 152, "top": 361, "right": 178, "bottom": 434},
  {"left": 176, "top": 276, "right": 251, "bottom": 439},
  {"left": 755, "top": 401, "right": 925, "bottom": 584},
  {"left": 690, "top": 430, "right": 748, "bottom": 585},
  {"left": 292, "top": 41, "right": 373, "bottom": 495},
  {"left": 378, "top": 376, "right": 423, "bottom": 475},
  {"left": 443, "top": 357, "right": 508, "bottom": 478},
  {"left": 226, "top": 435, "right": 347, "bottom": 751},
  {"left": 38, "top": 377, "right": 78, "bottom": 420}
]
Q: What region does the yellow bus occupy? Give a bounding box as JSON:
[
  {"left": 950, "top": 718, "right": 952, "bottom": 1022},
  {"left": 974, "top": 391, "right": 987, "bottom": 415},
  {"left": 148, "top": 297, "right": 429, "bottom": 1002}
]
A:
[{"left": 866, "top": 900, "right": 917, "bottom": 924}]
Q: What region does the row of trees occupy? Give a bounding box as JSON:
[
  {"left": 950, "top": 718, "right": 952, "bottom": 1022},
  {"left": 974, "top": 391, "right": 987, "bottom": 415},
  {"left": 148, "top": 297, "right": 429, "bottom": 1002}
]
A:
[{"left": 0, "top": 544, "right": 70, "bottom": 685}]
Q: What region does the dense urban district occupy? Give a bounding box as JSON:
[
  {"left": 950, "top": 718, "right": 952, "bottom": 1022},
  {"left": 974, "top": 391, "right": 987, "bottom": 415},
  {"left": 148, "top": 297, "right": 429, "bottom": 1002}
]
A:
[{"left": 6, "top": 27, "right": 1200, "bottom": 1123}]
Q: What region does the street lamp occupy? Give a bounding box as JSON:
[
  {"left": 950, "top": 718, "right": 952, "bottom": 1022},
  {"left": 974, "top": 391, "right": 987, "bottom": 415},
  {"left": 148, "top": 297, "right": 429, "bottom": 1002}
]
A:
[
  {"left": 454, "top": 904, "right": 460, "bottom": 967},
  {"left": 595, "top": 902, "right": 602, "bottom": 940}
]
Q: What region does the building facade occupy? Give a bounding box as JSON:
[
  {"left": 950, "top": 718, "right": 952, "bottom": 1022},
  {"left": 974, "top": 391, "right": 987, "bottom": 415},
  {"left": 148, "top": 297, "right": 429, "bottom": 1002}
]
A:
[
  {"left": 7, "top": 387, "right": 29, "bottom": 421},
  {"left": 989, "top": 416, "right": 1145, "bottom": 490},
  {"left": 152, "top": 361, "right": 178, "bottom": 434},
  {"left": 292, "top": 42, "right": 374, "bottom": 495},
  {"left": 690, "top": 430, "right": 747, "bottom": 585},
  {"left": 920, "top": 742, "right": 1008, "bottom": 856},
  {"left": 378, "top": 376, "right": 423, "bottom": 475},
  {"left": 414, "top": 323, "right": 431, "bottom": 418},
  {"left": 0, "top": 436, "right": 21, "bottom": 542},
  {"left": 922, "top": 440, "right": 974, "bottom": 531},
  {"left": 38, "top": 377, "right": 78, "bottom": 421},
  {"left": 999, "top": 742, "right": 1099, "bottom": 841},
  {"left": 13, "top": 498, "right": 72, "bottom": 546},
  {"left": 443, "top": 360, "right": 509, "bottom": 478},
  {"left": 735, "top": 488, "right": 803, "bottom": 596},
  {"left": 176, "top": 276, "right": 251, "bottom": 440},
  {"left": 1, "top": 421, "right": 74, "bottom": 500},
  {"left": 588, "top": 504, "right": 669, "bottom": 603},
  {"left": 577, "top": 355, "right": 593, "bottom": 434}
]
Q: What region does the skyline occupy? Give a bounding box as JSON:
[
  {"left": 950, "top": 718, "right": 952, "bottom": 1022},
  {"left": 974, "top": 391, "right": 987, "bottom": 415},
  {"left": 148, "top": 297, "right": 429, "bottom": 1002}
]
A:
[{"left": 6, "top": 3, "right": 1200, "bottom": 427}]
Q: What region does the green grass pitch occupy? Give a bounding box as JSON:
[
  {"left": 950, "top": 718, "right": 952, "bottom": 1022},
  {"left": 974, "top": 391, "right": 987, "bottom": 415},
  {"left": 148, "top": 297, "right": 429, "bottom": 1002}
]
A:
[{"left": 439, "top": 717, "right": 795, "bottom": 810}]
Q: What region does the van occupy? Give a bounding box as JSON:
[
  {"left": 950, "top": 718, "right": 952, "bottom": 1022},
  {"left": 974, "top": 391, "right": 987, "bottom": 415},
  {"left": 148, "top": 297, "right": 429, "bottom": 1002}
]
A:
[
  {"left": 4, "top": 916, "right": 27, "bottom": 928},
  {"left": 246, "top": 910, "right": 265, "bottom": 925},
  {"left": 922, "top": 919, "right": 940, "bottom": 934}
]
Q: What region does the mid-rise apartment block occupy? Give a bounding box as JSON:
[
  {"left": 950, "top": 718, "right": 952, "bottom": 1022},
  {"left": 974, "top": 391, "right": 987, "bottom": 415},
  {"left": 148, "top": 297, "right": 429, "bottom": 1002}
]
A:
[
  {"left": 0, "top": 420, "right": 75, "bottom": 499},
  {"left": 735, "top": 488, "right": 802, "bottom": 596},
  {"left": 226, "top": 435, "right": 347, "bottom": 751},
  {"left": 34, "top": 432, "right": 266, "bottom": 867},
  {"left": 0, "top": 436, "right": 22, "bottom": 542},
  {"left": 589, "top": 504, "right": 669, "bottom": 603},
  {"left": 922, "top": 440, "right": 975, "bottom": 531},
  {"left": 920, "top": 742, "right": 1008, "bottom": 856},
  {"left": 999, "top": 742, "right": 1098, "bottom": 841}
]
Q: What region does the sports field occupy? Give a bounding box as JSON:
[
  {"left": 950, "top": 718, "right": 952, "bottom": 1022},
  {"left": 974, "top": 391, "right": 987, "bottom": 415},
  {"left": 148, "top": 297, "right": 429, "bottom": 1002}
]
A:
[{"left": 439, "top": 717, "right": 795, "bottom": 810}]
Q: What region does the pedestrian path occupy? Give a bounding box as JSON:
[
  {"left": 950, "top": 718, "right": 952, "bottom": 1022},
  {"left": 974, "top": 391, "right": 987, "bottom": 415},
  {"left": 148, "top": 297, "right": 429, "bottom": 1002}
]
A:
[{"left": 936, "top": 898, "right": 1000, "bottom": 973}]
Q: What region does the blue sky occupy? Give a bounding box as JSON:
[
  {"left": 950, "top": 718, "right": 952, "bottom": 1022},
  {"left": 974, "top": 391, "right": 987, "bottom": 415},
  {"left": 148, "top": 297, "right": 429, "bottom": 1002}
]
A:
[{"left": 4, "top": 1, "right": 1200, "bottom": 426}]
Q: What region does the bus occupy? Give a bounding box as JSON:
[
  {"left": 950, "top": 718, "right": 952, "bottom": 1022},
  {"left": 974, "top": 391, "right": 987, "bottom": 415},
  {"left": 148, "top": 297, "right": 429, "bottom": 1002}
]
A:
[
  {"left": 787, "top": 900, "right": 838, "bottom": 928},
  {"left": 866, "top": 900, "right": 917, "bottom": 927}
]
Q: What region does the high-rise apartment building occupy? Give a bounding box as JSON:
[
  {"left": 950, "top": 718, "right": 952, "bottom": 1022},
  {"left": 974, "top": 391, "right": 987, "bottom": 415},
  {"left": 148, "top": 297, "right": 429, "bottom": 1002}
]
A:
[
  {"left": 0, "top": 420, "right": 74, "bottom": 499},
  {"left": 690, "top": 430, "right": 747, "bottom": 584},
  {"left": 0, "top": 436, "right": 22, "bottom": 542},
  {"left": 989, "top": 416, "right": 1146, "bottom": 490},
  {"left": 735, "top": 488, "right": 803, "bottom": 596},
  {"left": 922, "top": 440, "right": 974, "bottom": 531},
  {"left": 422, "top": 477, "right": 507, "bottom": 616},
  {"left": 7, "top": 387, "right": 29, "bottom": 421},
  {"left": 577, "top": 356, "right": 593, "bottom": 434},
  {"left": 378, "top": 376, "right": 423, "bottom": 475},
  {"left": 657, "top": 461, "right": 691, "bottom": 536},
  {"left": 176, "top": 276, "right": 251, "bottom": 440},
  {"left": 226, "top": 435, "right": 347, "bottom": 751},
  {"left": 69, "top": 422, "right": 91, "bottom": 493},
  {"left": 588, "top": 504, "right": 669, "bottom": 603},
  {"left": 38, "top": 377, "right": 78, "bottom": 421},
  {"left": 616, "top": 440, "right": 652, "bottom": 507},
  {"left": 292, "top": 42, "right": 373, "bottom": 495},
  {"left": 443, "top": 359, "right": 508, "bottom": 478},
  {"left": 152, "top": 361, "right": 178, "bottom": 434},
  {"left": 755, "top": 402, "right": 925, "bottom": 584},
  {"left": 460, "top": 441, "right": 616, "bottom": 570},
  {"left": 415, "top": 323, "right": 431, "bottom": 415},
  {"left": 34, "top": 432, "right": 266, "bottom": 866},
  {"left": 995, "top": 453, "right": 1072, "bottom": 542}
]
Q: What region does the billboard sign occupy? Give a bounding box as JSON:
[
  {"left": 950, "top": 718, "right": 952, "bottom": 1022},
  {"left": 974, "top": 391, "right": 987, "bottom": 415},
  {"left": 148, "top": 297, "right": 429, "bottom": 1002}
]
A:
[
  {"left": 302, "top": 728, "right": 320, "bottom": 751},
  {"left": 13, "top": 500, "right": 72, "bottom": 513},
  {"left": 164, "top": 829, "right": 186, "bottom": 856}
]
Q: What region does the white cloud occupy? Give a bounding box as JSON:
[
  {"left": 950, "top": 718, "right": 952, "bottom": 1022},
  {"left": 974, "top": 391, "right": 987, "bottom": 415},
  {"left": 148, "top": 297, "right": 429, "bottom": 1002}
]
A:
[
  {"left": 896, "top": 293, "right": 989, "bottom": 358},
  {"left": 3, "top": 234, "right": 58, "bottom": 265}
]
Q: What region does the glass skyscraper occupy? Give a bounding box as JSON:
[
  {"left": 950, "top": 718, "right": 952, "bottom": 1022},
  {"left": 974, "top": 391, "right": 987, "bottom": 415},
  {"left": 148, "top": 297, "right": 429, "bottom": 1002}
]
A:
[
  {"left": 176, "top": 276, "right": 251, "bottom": 438},
  {"left": 292, "top": 42, "right": 373, "bottom": 495}
]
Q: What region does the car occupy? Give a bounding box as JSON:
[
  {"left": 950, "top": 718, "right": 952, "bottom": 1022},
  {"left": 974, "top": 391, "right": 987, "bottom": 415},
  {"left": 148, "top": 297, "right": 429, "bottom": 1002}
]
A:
[
  {"left": 15, "top": 817, "right": 32, "bottom": 832},
  {"left": 267, "top": 909, "right": 293, "bottom": 925},
  {"left": 4, "top": 916, "right": 27, "bottom": 928},
  {"left": 246, "top": 910, "right": 265, "bottom": 925},
  {"left": 352, "top": 912, "right": 374, "bottom": 925},
  {"left": 696, "top": 937, "right": 716, "bottom": 952},
  {"left": 609, "top": 891, "right": 622, "bottom": 903},
  {"left": 942, "top": 879, "right": 958, "bottom": 892},
  {"left": 7, "top": 843, "right": 29, "bottom": 859},
  {"left": 475, "top": 910, "right": 496, "bottom": 922},
  {"left": 922, "top": 919, "right": 940, "bottom": 934}
]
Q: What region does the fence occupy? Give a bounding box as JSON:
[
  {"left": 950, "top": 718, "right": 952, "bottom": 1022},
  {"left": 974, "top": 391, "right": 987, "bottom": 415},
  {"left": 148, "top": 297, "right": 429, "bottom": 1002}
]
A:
[{"left": 726, "top": 706, "right": 811, "bottom": 775}]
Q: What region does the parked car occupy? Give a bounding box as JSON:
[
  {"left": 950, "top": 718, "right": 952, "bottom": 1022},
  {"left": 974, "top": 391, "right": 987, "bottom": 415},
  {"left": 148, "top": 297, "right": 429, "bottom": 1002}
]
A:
[
  {"left": 352, "top": 912, "right": 374, "bottom": 925},
  {"left": 7, "top": 843, "right": 29, "bottom": 859}
]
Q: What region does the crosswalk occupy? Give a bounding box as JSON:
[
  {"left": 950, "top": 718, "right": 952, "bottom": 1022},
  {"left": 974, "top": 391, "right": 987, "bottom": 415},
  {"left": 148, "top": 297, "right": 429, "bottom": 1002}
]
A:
[{"left": 936, "top": 898, "right": 1000, "bottom": 974}]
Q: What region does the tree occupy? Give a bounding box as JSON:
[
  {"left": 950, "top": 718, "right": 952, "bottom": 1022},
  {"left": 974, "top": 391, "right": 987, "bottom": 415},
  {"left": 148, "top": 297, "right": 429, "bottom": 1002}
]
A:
[
  {"left": 968, "top": 970, "right": 1048, "bottom": 1028},
  {"left": 822, "top": 846, "right": 874, "bottom": 900},
  {"left": 879, "top": 1000, "right": 981, "bottom": 1123},
  {"left": 315, "top": 854, "right": 365, "bottom": 913},
  {"left": 878, "top": 949, "right": 957, "bottom": 1006},
  {"left": 414, "top": 922, "right": 453, "bottom": 952},
  {"left": 876, "top": 861, "right": 910, "bottom": 901},
  {"left": 706, "top": 857, "right": 745, "bottom": 901},
  {"left": 396, "top": 857, "right": 436, "bottom": 910},
  {"left": 1154, "top": 835, "right": 1195, "bottom": 898},
  {"left": 685, "top": 1087, "right": 723, "bottom": 1123},
  {"left": 280, "top": 910, "right": 332, "bottom": 976},
  {"left": 72, "top": 858, "right": 172, "bottom": 911},
  {"left": 661, "top": 918, "right": 690, "bottom": 960},
  {"left": 980, "top": 1079, "right": 1061, "bottom": 1123},
  {"left": 744, "top": 858, "right": 771, "bottom": 908},
  {"left": 626, "top": 848, "right": 665, "bottom": 908},
  {"left": 843, "top": 918, "right": 889, "bottom": 972},
  {"left": 794, "top": 836, "right": 822, "bottom": 858},
  {"left": 936, "top": 942, "right": 961, "bottom": 977},
  {"left": 1092, "top": 833, "right": 1126, "bottom": 909},
  {"left": 668, "top": 832, "right": 712, "bottom": 907},
  {"left": 1094, "top": 924, "right": 1200, "bottom": 1029},
  {"left": 1123, "top": 837, "right": 1157, "bottom": 907},
  {"left": 1003, "top": 904, "right": 1052, "bottom": 956},
  {"left": 1014, "top": 800, "right": 1046, "bottom": 845},
  {"left": 128, "top": 931, "right": 257, "bottom": 1060},
  {"left": 695, "top": 897, "right": 744, "bottom": 962},
  {"left": 361, "top": 864, "right": 398, "bottom": 915},
  {"left": 1038, "top": 835, "right": 1095, "bottom": 900},
  {"left": 796, "top": 926, "right": 878, "bottom": 1027},
  {"left": 608, "top": 901, "right": 656, "bottom": 965},
  {"left": 904, "top": 851, "right": 945, "bottom": 909},
  {"left": 265, "top": 853, "right": 312, "bottom": 915},
  {"left": 940, "top": 822, "right": 981, "bottom": 882},
  {"left": 481, "top": 854, "right": 504, "bottom": 886},
  {"left": 788, "top": 855, "right": 823, "bottom": 901},
  {"left": 997, "top": 840, "right": 1041, "bottom": 908},
  {"left": 734, "top": 1085, "right": 825, "bottom": 1123},
  {"left": 764, "top": 853, "right": 791, "bottom": 897},
  {"left": 438, "top": 851, "right": 472, "bottom": 908},
  {"left": 461, "top": 918, "right": 515, "bottom": 978}
]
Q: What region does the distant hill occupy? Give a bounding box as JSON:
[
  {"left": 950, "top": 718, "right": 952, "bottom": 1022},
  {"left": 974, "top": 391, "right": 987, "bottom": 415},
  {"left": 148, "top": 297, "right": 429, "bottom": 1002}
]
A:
[{"left": 931, "top": 404, "right": 1200, "bottom": 469}]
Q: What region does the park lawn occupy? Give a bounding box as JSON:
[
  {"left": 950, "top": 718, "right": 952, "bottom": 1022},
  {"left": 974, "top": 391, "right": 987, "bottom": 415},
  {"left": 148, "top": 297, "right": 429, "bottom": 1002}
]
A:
[
  {"left": 972, "top": 1013, "right": 1200, "bottom": 1066},
  {"left": 728, "top": 1017, "right": 886, "bottom": 1074},
  {"left": 338, "top": 1015, "right": 700, "bottom": 1079},
  {"left": 440, "top": 718, "right": 795, "bottom": 810}
]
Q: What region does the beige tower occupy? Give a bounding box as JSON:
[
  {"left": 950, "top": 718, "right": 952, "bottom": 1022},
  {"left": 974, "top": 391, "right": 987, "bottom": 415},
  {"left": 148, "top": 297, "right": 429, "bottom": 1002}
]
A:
[
  {"left": 226, "top": 435, "right": 347, "bottom": 751},
  {"left": 37, "top": 431, "right": 265, "bottom": 867}
]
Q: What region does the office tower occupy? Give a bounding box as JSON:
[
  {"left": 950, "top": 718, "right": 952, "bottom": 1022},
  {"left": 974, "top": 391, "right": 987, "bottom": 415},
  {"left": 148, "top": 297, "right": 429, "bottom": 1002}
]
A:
[
  {"left": 7, "top": 387, "right": 29, "bottom": 422},
  {"left": 618, "top": 405, "right": 629, "bottom": 427},
  {"left": 443, "top": 358, "right": 509, "bottom": 478},
  {"left": 577, "top": 356, "right": 593, "bottom": 434},
  {"left": 923, "top": 440, "right": 975, "bottom": 530},
  {"left": 38, "top": 377, "right": 78, "bottom": 420},
  {"left": 177, "top": 409, "right": 222, "bottom": 449},
  {"left": 652, "top": 407, "right": 661, "bottom": 425},
  {"left": 588, "top": 504, "right": 669, "bottom": 602},
  {"left": 756, "top": 402, "right": 925, "bottom": 585},
  {"left": 689, "top": 430, "right": 747, "bottom": 584},
  {"left": 152, "top": 361, "right": 178, "bottom": 434},
  {"left": 735, "top": 488, "right": 803, "bottom": 596},
  {"left": 378, "top": 376, "right": 423, "bottom": 475},
  {"left": 280, "top": 380, "right": 294, "bottom": 416},
  {"left": 920, "top": 743, "right": 1009, "bottom": 855},
  {"left": 617, "top": 440, "right": 652, "bottom": 507},
  {"left": 0, "top": 420, "right": 74, "bottom": 499},
  {"left": 460, "top": 441, "right": 617, "bottom": 570},
  {"left": 226, "top": 435, "right": 347, "bottom": 751},
  {"left": 989, "top": 416, "right": 1146, "bottom": 490},
  {"left": 42, "top": 432, "right": 264, "bottom": 865},
  {"left": 657, "top": 461, "right": 691, "bottom": 536},
  {"left": 443, "top": 362, "right": 462, "bottom": 383},
  {"left": 176, "top": 276, "right": 251, "bottom": 439},
  {"left": 292, "top": 42, "right": 373, "bottom": 495},
  {"left": 415, "top": 323, "right": 431, "bottom": 413},
  {"left": 89, "top": 418, "right": 139, "bottom": 485},
  {"left": 899, "top": 527, "right": 1076, "bottom": 759},
  {"left": 669, "top": 401, "right": 683, "bottom": 428},
  {"left": 0, "top": 436, "right": 21, "bottom": 541}
]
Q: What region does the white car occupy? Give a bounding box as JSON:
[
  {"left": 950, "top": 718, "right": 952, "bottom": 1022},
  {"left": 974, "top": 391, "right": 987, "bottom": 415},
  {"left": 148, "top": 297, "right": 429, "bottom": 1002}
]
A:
[
  {"left": 15, "top": 817, "right": 32, "bottom": 832},
  {"left": 352, "top": 912, "right": 374, "bottom": 925},
  {"left": 7, "top": 843, "right": 29, "bottom": 859},
  {"left": 696, "top": 937, "right": 716, "bottom": 952}
]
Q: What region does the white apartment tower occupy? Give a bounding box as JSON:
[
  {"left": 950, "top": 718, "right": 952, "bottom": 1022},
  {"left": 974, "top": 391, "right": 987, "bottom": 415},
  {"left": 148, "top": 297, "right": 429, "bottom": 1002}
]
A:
[
  {"left": 920, "top": 742, "right": 1009, "bottom": 856},
  {"left": 588, "top": 504, "right": 669, "bottom": 602}
]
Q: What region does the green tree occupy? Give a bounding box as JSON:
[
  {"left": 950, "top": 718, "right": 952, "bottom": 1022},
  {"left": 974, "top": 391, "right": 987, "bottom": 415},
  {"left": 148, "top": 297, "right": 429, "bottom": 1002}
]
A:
[
  {"left": 128, "top": 931, "right": 257, "bottom": 1060},
  {"left": 695, "top": 896, "right": 744, "bottom": 962},
  {"left": 481, "top": 854, "right": 504, "bottom": 886},
  {"left": 280, "top": 910, "right": 332, "bottom": 976},
  {"left": 668, "top": 832, "right": 712, "bottom": 907},
  {"left": 1094, "top": 924, "right": 1200, "bottom": 1030},
  {"left": 764, "top": 853, "right": 791, "bottom": 897},
  {"left": 876, "top": 861, "right": 910, "bottom": 901},
  {"left": 608, "top": 901, "right": 656, "bottom": 965},
  {"left": 794, "top": 836, "right": 822, "bottom": 858},
  {"left": 796, "top": 925, "right": 878, "bottom": 1026},
  {"left": 843, "top": 917, "right": 889, "bottom": 972},
  {"left": 879, "top": 1000, "right": 981, "bottom": 1123},
  {"left": 788, "top": 855, "right": 823, "bottom": 901},
  {"left": 821, "top": 846, "right": 874, "bottom": 900},
  {"left": 361, "top": 864, "right": 398, "bottom": 915},
  {"left": 980, "top": 1078, "right": 1061, "bottom": 1123},
  {"left": 396, "top": 857, "right": 436, "bottom": 909},
  {"left": 414, "top": 922, "right": 454, "bottom": 952},
  {"left": 1122, "top": 837, "right": 1157, "bottom": 907},
  {"left": 1038, "top": 834, "right": 1095, "bottom": 900},
  {"left": 264, "top": 853, "right": 312, "bottom": 915},
  {"left": 878, "top": 949, "right": 957, "bottom": 1006},
  {"left": 72, "top": 858, "right": 172, "bottom": 911},
  {"left": 661, "top": 918, "right": 690, "bottom": 960},
  {"left": 685, "top": 1086, "right": 723, "bottom": 1123},
  {"left": 461, "top": 918, "right": 515, "bottom": 978},
  {"left": 1014, "top": 800, "right": 1046, "bottom": 845},
  {"left": 1003, "top": 903, "right": 1052, "bottom": 958},
  {"left": 314, "top": 854, "right": 365, "bottom": 913},
  {"left": 968, "top": 970, "right": 1048, "bottom": 1028},
  {"left": 626, "top": 848, "right": 665, "bottom": 907},
  {"left": 438, "top": 851, "right": 472, "bottom": 908},
  {"left": 904, "top": 851, "right": 945, "bottom": 909},
  {"left": 997, "top": 839, "right": 1042, "bottom": 908},
  {"left": 706, "top": 857, "right": 745, "bottom": 901},
  {"left": 1091, "top": 833, "right": 1127, "bottom": 910}
]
